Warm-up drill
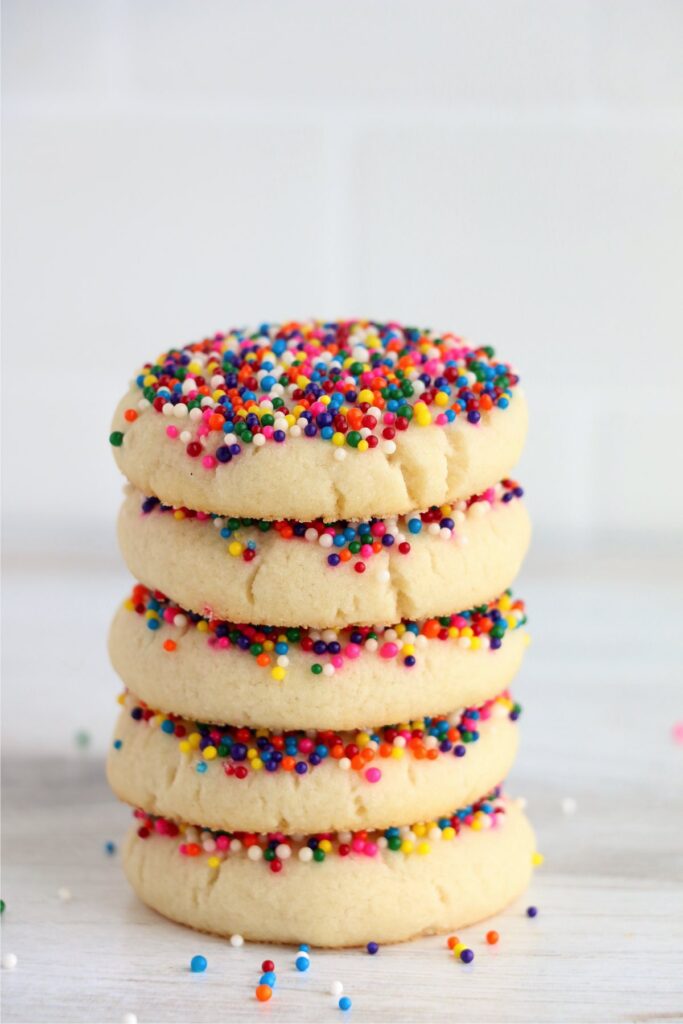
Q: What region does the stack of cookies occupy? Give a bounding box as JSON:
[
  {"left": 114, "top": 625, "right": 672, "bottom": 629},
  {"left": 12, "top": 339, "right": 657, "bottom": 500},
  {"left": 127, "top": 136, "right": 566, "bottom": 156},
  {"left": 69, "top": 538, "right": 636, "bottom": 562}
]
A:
[{"left": 107, "top": 320, "right": 535, "bottom": 947}]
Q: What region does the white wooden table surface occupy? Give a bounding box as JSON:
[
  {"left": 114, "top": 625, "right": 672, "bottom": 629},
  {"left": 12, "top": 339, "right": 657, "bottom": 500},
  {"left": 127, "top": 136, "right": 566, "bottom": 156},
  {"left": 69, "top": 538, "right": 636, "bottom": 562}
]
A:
[{"left": 2, "top": 549, "right": 683, "bottom": 1023}]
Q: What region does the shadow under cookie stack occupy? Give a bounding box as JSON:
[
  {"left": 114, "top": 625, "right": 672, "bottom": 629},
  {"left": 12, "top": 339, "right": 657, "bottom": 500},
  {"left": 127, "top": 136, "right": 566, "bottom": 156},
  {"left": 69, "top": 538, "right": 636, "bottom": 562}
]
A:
[{"left": 107, "top": 319, "right": 536, "bottom": 947}]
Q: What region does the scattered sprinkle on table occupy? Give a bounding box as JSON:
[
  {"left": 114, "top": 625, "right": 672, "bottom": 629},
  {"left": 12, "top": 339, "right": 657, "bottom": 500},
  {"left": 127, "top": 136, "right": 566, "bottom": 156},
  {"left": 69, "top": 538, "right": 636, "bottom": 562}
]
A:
[
  {"left": 295, "top": 954, "right": 310, "bottom": 971},
  {"left": 527, "top": 906, "right": 538, "bottom": 918},
  {"left": 255, "top": 984, "right": 272, "bottom": 1002},
  {"left": 366, "top": 941, "right": 379, "bottom": 955},
  {"left": 339, "top": 996, "right": 352, "bottom": 1011},
  {"left": 230, "top": 933, "right": 244, "bottom": 947},
  {"left": 57, "top": 887, "right": 72, "bottom": 901},
  {"left": 561, "top": 796, "right": 577, "bottom": 815},
  {"left": 190, "top": 954, "right": 207, "bottom": 972},
  {"left": 104, "top": 841, "right": 117, "bottom": 855},
  {"left": 331, "top": 981, "right": 344, "bottom": 996},
  {"left": 2, "top": 953, "right": 18, "bottom": 970},
  {"left": 121, "top": 1015, "right": 138, "bottom": 1024}
]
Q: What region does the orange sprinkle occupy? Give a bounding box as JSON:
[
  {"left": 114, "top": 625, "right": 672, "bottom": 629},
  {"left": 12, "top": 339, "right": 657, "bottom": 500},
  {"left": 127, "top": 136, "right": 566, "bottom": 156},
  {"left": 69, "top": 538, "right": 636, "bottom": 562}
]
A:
[{"left": 163, "top": 639, "right": 177, "bottom": 653}]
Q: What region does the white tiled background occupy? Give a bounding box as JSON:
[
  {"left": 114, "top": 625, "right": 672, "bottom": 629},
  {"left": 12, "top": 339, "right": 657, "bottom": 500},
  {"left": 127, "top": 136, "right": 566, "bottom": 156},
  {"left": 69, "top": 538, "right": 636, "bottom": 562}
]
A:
[{"left": 2, "top": 0, "right": 683, "bottom": 752}]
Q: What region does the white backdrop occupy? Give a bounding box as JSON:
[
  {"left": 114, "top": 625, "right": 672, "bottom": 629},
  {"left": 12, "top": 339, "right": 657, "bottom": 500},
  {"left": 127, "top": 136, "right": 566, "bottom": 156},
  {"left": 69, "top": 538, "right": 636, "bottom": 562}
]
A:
[{"left": 2, "top": 0, "right": 683, "bottom": 752}]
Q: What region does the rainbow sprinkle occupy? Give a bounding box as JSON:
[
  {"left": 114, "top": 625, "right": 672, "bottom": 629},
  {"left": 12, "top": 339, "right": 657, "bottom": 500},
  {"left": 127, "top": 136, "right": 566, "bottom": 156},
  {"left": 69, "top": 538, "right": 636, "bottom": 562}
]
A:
[
  {"left": 140, "top": 479, "right": 524, "bottom": 571},
  {"left": 117, "top": 692, "right": 521, "bottom": 782},
  {"left": 132, "top": 787, "right": 509, "bottom": 871},
  {"left": 124, "top": 584, "right": 528, "bottom": 680},
  {"left": 111, "top": 321, "right": 520, "bottom": 465}
]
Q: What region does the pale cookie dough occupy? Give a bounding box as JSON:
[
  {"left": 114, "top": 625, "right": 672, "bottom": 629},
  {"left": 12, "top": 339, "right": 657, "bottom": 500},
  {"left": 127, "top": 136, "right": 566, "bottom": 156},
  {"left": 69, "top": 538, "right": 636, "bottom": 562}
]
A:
[
  {"left": 117, "top": 486, "right": 531, "bottom": 628},
  {"left": 111, "top": 388, "right": 527, "bottom": 522},
  {"left": 123, "top": 798, "right": 535, "bottom": 946},
  {"left": 109, "top": 321, "right": 527, "bottom": 521},
  {"left": 107, "top": 697, "right": 519, "bottom": 833},
  {"left": 109, "top": 591, "right": 529, "bottom": 729}
]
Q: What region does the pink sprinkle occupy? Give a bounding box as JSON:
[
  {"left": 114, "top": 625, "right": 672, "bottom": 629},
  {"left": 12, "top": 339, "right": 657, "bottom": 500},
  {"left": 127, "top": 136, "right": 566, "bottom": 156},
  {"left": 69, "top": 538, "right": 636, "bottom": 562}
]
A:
[
  {"left": 371, "top": 522, "right": 386, "bottom": 537},
  {"left": 379, "top": 642, "right": 399, "bottom": 659},
  {"left": 360, "top": 544, "right": 373, "bottom": 558},
  {"left": 331, "top": 655, "right": 344, "bottom": 669},
  {"left": 436, "top": 413, "right": 448, "bottom": 426},
  {"left": 166, "top": 425, "right": 179, "bottom": 439},
  {"left": 202, "top": 455, "right": 217, "bottom": 469},
  {"left": 364, "top": 842, "right": 379, "bottom": 857},
  {"left": 262, "top": 426, "right": 274, "bottom": 439},
  {"left": 344, "top": 644, "right": 361, "bottom": 659},
  {"left": 365, "top": 768, "right": 382, "bottom": 784},
  {"left": 351, "top": 838, "right": 365, "bottom": 853},
  {"left": 216, "top": 835, "right": 230, "bottom": 850},
  {"left": 672, "top": 722, "right": 683, "bottom": 745},
  {"left": 299, "top": 738, "right": 314, "bottom": 754},
  {"left": 196, "top": 511, "right": 211, "bottom": 520},
  {"left": 217, "top": 637, "right": 229, "bottom": 649},
  {"left": 383, "top": 412, "right": 396, "bottom": 426}
]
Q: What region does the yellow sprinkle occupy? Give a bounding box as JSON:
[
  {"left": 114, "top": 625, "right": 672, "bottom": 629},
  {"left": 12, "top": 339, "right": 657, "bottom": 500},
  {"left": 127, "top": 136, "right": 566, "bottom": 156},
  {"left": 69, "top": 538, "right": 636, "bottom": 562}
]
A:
[
  {"left": 196, "top": 621, "right": 209, "bottom": 633},
  {"left": 358, "top": 389, "right": 374, "bottom": 403},
  {"left": 413, "top": 823, "right": 427, "bottom": 838},
  {"left": 434, "top": 391, "right": 449, "bottom": 406},
  {"left": 471, "top": 636, "right": 481, "bottom": 650},
  {"left": 319, "top": 839, "right": 332, "bottom": 853},
  {"left": 207, "top": 856, "right": 220, "bottom": 869},
  {"left": 263, "top": 640, "right": 274, "bottom": 651},
  {"left": 188, "top": 732, "right": 201, "bottom": 749},
  {"left": 271, "top": 666, "right": 286, "bottom": 681},
  {"left": 142, "top": 374, "right": 158, "bottom": 386},
  {"left": 203, "top": 746, "right": 217, "bottom": 761},
  {"left": 400, "top": 840, "right": 414, "bottom": 855},
  {"left": 356, "top": 732, "right": 370, "bottom": 748},
  {"left": 532, "top": 852, "right": 545, "bottom": 867},
  {"left": 417, "top": 842, "right": 431, "bottom": 855},
  {"left": 454, "top": 942, "right": 466, "bottom": 956},
  {"left": 402, "top": 643, "right": 415, "bottom": 656},
  {"left": 228, "top": 542, "right": 243, "bottom": 557},
  {"left": 247, "top": 748, "right": 257, "bottom": 760},
  {"left": 123, "top": 599, "right": 135, "bottom": 611},
  {"left": 461, "top": 626, "right": 473, "bottom": 638},
  {"left": 449, "top": 627, "right": 460, "bottom": 638},
  {"left": 441, "top": 826, "right": 455, "bottom": 841},
  {"left": 178, "top": 740, "right": 190, "bottom": 755},
  {"left": 499, "top": 594, "right": 512, "bottom": 611},
  {"left": 173, "top": 509, "right": 186, "bottom": 520},
  {"left": 145, "top": 610, "right": 158, "bottom": 620},
  {"left": 251, "top": 758, "right": 263, "bottom": 770},
  {"left": 357, "top": 439, "right": 369, "bottom": 452},
  {"left": 391, "top": 747, "right": 405, "bottom": 760}
]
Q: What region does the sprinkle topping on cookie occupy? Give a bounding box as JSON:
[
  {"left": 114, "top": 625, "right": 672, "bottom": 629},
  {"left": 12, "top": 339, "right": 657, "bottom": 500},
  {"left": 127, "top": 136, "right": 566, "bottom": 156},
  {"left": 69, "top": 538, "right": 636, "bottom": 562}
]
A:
[{"left": 111, "top": 320, "right": 520, "bottom": 465}]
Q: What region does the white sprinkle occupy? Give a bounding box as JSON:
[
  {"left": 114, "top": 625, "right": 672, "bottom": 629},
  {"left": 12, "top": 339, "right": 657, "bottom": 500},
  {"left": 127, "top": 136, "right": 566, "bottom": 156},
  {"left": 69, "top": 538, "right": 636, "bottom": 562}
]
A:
[
  {"left": 173, "top": 403, "right": 188, "bottom": 418},
  {"left": 247, "top": 846, "right": 262, "bottom": 861},
  {"left": 338, "top": 757, "right": 351, "bottom": 771},
  {"left": 318, "top": 534, "right": 333, "bottom": 549},
  {"left": 561, "top": 797, "right": 578, "bottom": 816},
  {"left": 298, "top": 847, "right": 313, "bottom": 862},
  {"left": 173, "top": 614, "right": 188, "bottom": 628},
  {"left": 276, "top": 844, "right": 292, "bottom": 860},
  {"left": 322, "top": 664, "right": 335, "bottom": 677},
  {"left": 334, "top": 448, "right": 346, "bottom": 461},
  {"left": 252, "top": 434, "right": 266, "bottom": 447},
  {"left": 229, "top": 934, "right": 244, "bottom": 948},
  {"left": 179, "top": 430, "right": 192, "bottom": 443},
  {"left": 382, "top": 440, "right": 396, "bottom": 455},
  {"left": 57, "top": 887, "right": 72, "bottom": 901},
  {"left": 122, "top": 1013, "right": 138, "bottom": 1024},
  {"left": 2, "top": 954, "right": 18, "bottom": 970}
]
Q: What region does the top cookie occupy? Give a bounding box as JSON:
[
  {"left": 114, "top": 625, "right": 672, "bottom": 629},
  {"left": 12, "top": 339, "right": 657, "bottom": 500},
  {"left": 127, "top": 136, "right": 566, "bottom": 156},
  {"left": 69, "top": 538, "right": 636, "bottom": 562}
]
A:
[{"left": 110, "top": 320, "right": 527, "bottom": 521}]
